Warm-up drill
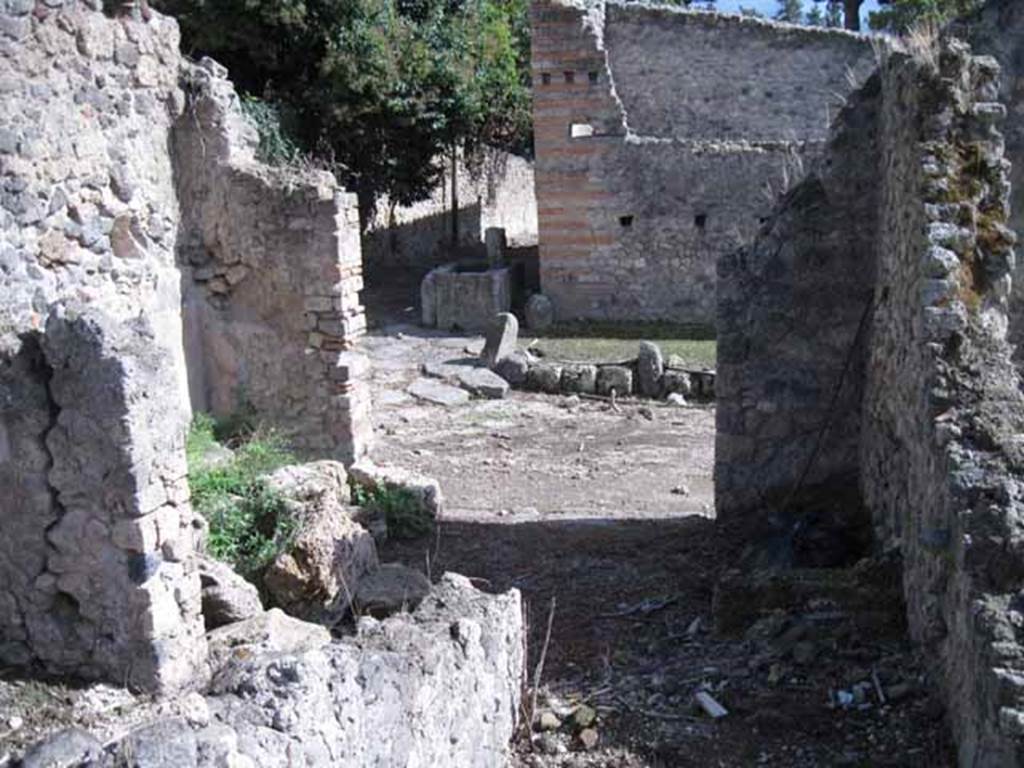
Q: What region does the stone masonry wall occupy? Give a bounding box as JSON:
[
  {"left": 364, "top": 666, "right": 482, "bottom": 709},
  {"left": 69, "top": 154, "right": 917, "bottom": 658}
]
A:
[
  {"left": 861, "top": 42, "right": 1024, "bottom": 765},
  {"left": 716, "top": 28, "right": 1024, "bottom": 763},
  {"left": 959, "top": 0, "right": 1024, "bottom": 360},
  {"left": 173, "top": 59, "right": 372, "bottom": 462},
  {"left": 363, "top": 150, "right": 538, "bottom": 272},
  {"left": 530, "top": 0, "right": 875, "bottom": 324},
  {"left": 715, "top": 74, "right": 881, "bottom": 521},
  {"left": 0, "top": 0, "right": 206, "bottom": 690}
]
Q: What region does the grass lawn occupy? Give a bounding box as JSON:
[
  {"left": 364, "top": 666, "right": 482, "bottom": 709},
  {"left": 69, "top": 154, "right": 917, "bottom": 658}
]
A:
[{"left": 525, "top": 321, "right": 717, "bottom": 370}]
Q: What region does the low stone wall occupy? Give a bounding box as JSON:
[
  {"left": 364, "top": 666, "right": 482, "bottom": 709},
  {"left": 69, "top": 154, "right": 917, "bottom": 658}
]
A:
[
  {"left": 716, "top": 31, "right": 1024, "bottom": 764},
  {"left": 174, "top": 60, "right": 371, "bottom": 462}
]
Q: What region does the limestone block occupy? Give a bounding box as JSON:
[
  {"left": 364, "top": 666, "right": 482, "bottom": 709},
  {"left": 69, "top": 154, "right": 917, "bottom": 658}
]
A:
[
  {"left": 494, "top": 352, "right": 530, "bottom": 386},
  {"left": 481, "top": 311, "right": 518, "bottom": 367},
  {"left": 596, "top": 365, "right": 633, "bottom": 396},
  {"left": 524, "top": 293, "right": 555, "bottom": 330},
  {"left": 456, "top": 366, "right": 510, "bottom": 399},
  {"left": 197, "top": 557, "right": 263, "bottom": 631},
  {"left": 560, "top": 363, "right": 597, "bottom": 395},
  {"left": 526, "top": 362, "right": 562, "bottom": 393},
  {"left": 637, "top": 341, "right": 664, "bottom": 397},
  {"left": 353, "top": 563, "right": 431, "bottom": 618}
]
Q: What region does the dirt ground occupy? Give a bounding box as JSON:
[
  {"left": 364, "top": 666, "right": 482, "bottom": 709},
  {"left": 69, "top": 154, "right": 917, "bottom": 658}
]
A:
[{"left": 363, "top": 279, "right": 956, "bottom": 768}]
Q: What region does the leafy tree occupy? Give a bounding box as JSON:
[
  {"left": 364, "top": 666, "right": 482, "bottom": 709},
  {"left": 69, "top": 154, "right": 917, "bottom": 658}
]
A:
[
  {"left": 868, "top": 0, "right": 981, "bottom": 32},
  {"left": 806, "top": 4, "right": 824, "bottom": 25},
  {"left": 156, "top": 0, "right": 531, "bottom": 226},
  {"left": 775, "top": 0, "right": 804, "bottom": 23},
  {"left": 738, "top": 6, "right": 765, "bottom": 17},
  {"left": 824, "top": 0, "right": 843, "bottom": 27}
]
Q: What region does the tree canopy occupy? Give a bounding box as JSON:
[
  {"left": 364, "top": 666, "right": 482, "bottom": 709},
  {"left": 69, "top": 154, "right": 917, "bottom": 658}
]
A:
[{"left": 156, "top": 0, "right": 532, "bottom": 218}]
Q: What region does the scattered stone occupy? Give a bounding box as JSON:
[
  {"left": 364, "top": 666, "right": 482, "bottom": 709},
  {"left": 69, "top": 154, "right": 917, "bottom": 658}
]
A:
[
  {"left": 578, "top": 728, "right": 599, "bottom": 750},
  {"left": 354, "top": 563, "right": 432, "bottom": 618},
  {"left": 524, "top": 293, "right": 555, "bottom": 330},
  {"left": 494, "top": 352, "right": 530, "bottom": 386},
  {"left": 526, "top": 362, "right": 563, "bottom": 393},
  {"left": 595, "top": 365, "right": 633, "bottom": 396},
  {"left": 885, "top": 682, "right": 916, "bottom": 702},
  {"left": 666, "top": 392, "right": 688, "bottom": 407},
  {"left": 7, "top": 716, "right": 23, "bottom": 731},
  {"left": 661, "top": 369, "right": 692, "bottom": 397},
  {"left": 197, "top": 556, "right": 263, "bottom": 631},
  {"left": 638, "top": 405, "right": 655, "bottom": 421},
  {"left": 695, "top": 690, "right": 729, "bottom": 719},
  {"left": 637, "top": 341, "right": 664, "bottom": 397},
  {"left": 571, "top": 704, "right": 597, "bottom": 730},
  {"left": 457, "top": 366, "right": 510, "bottom": 399},
  {"left": 348, "top": 459, "right": 443, "bottom": 530},
  {"left": 671, "top": 484, "right": 691, "bottom": 496},
  {"left": 792, "top": 640, "right": 818, "bottom": 665},
  {"left": 206, "top": 608, "right": 331, "bottom": 673},
  {"left": 121, "top": 718, "right": 198, "bottom": 768},
  {"left": 481, "top": 312, "right": 519, "bottom": 367},
  {"left": 19, "top": 728, "right": 103, "bottom": 768},
  {"left": 560, "top": 364, "right": 597, "bottom": 394},
  {"left": 537, "top": 711, "right": 561, "bottom": 731},
  {"left": 408, "top": 377, "right": 470, "bottom": 406}
]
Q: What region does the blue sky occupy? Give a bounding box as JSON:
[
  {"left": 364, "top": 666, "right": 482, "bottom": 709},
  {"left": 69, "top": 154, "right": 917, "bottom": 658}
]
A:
[{"left": 712, "top": 0, "right": 883, "bottom": 24}]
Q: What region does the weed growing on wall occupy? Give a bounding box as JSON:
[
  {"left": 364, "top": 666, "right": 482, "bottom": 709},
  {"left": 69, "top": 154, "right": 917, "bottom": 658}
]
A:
[
  {"left": 187, "top": 414, "right": 297, "bottom": 580},
  {"left": 239, "top": 95, "right": 302, "bottom": 167},
  {"left": 352, "top": 483, "right": 433, "bottom": 539}
]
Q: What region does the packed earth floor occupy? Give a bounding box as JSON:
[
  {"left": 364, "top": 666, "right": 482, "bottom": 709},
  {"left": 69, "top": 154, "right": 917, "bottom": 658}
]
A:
[{"left": 361, "top": 277, "right": 957, "bottom": 768}]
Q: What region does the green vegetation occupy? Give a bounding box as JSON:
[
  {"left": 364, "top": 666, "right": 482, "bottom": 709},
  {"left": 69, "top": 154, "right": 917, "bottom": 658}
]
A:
[
  {"left": 529, "top": 322, "right": 717, "bottom": 370},
  {"left": 187, "top": 414, "right": 297, "bottom": 580},
  {"left": 239, "top": 95, "right": 303, "bottom": 166},
  {"left": 352, "top": 483, "right": 433, "bottom": 539},
  {"left": 156, "top": 0, "right": 532, "bottom": 221},
  {"left": 869, "top": 0, "right": 981, "bottom": 32}
]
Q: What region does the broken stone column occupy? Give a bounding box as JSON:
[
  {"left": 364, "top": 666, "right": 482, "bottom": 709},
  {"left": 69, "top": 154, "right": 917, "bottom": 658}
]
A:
[{"left": 30, "top": 305, "right": 206, "bottom": 692}]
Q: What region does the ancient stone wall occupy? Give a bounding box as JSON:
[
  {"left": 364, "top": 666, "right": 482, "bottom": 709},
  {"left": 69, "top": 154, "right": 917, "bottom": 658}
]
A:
[
  {"left": 530, "top": 0, "right": 875, "bottom": 324},
  {"left": 0, "top": 0, "right": 205, "bottom": 690},
  {"left": 959, "top": 0, "right": 1024, "bottom": 360},
  {"left": 861, "top": 42, "right": 1024, "bottom": 765},
  {"left": 173, "top": 60, "right": 371, "bottom": 461},
  {"left": 715, "top": 74, "right": 881, "bottom": 521},
  {"left": 0, "top": 0, "right": 372, "bottom": 690},
  {"left": 716, "top": 30, "right": 1024, "bottom": 763},
  {"left": 363, "top": 150, "right": 538, "bottom": 272}
]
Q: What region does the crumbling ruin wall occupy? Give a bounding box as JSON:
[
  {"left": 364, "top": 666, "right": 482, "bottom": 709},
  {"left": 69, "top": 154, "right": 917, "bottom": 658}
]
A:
[
  {"left": 715, "top": 74, "right": 881, "bottom": 521},
  {"left": 716, "top": 32, "right": 1024, "bottom": 764},
  {"left": 959, "top": 0, "right": 1024, "bottom": 360},
  {"left": 530, "top": 0, "right": 874, "bottom": 325},
  {"left": 0, "top": 0, "right": 206, "bottom": 690},
  {"left": 861, "top": 43, "right": 1024, "bottom": 766},
  {"left": 173, "top": 61, "right": 371, "bottom": 462}
]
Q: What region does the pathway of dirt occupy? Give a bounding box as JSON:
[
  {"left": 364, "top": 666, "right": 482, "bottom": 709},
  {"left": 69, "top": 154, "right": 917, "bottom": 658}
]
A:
[{"left": 361, "top": 280, "right": 955, "bottom": 767}]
